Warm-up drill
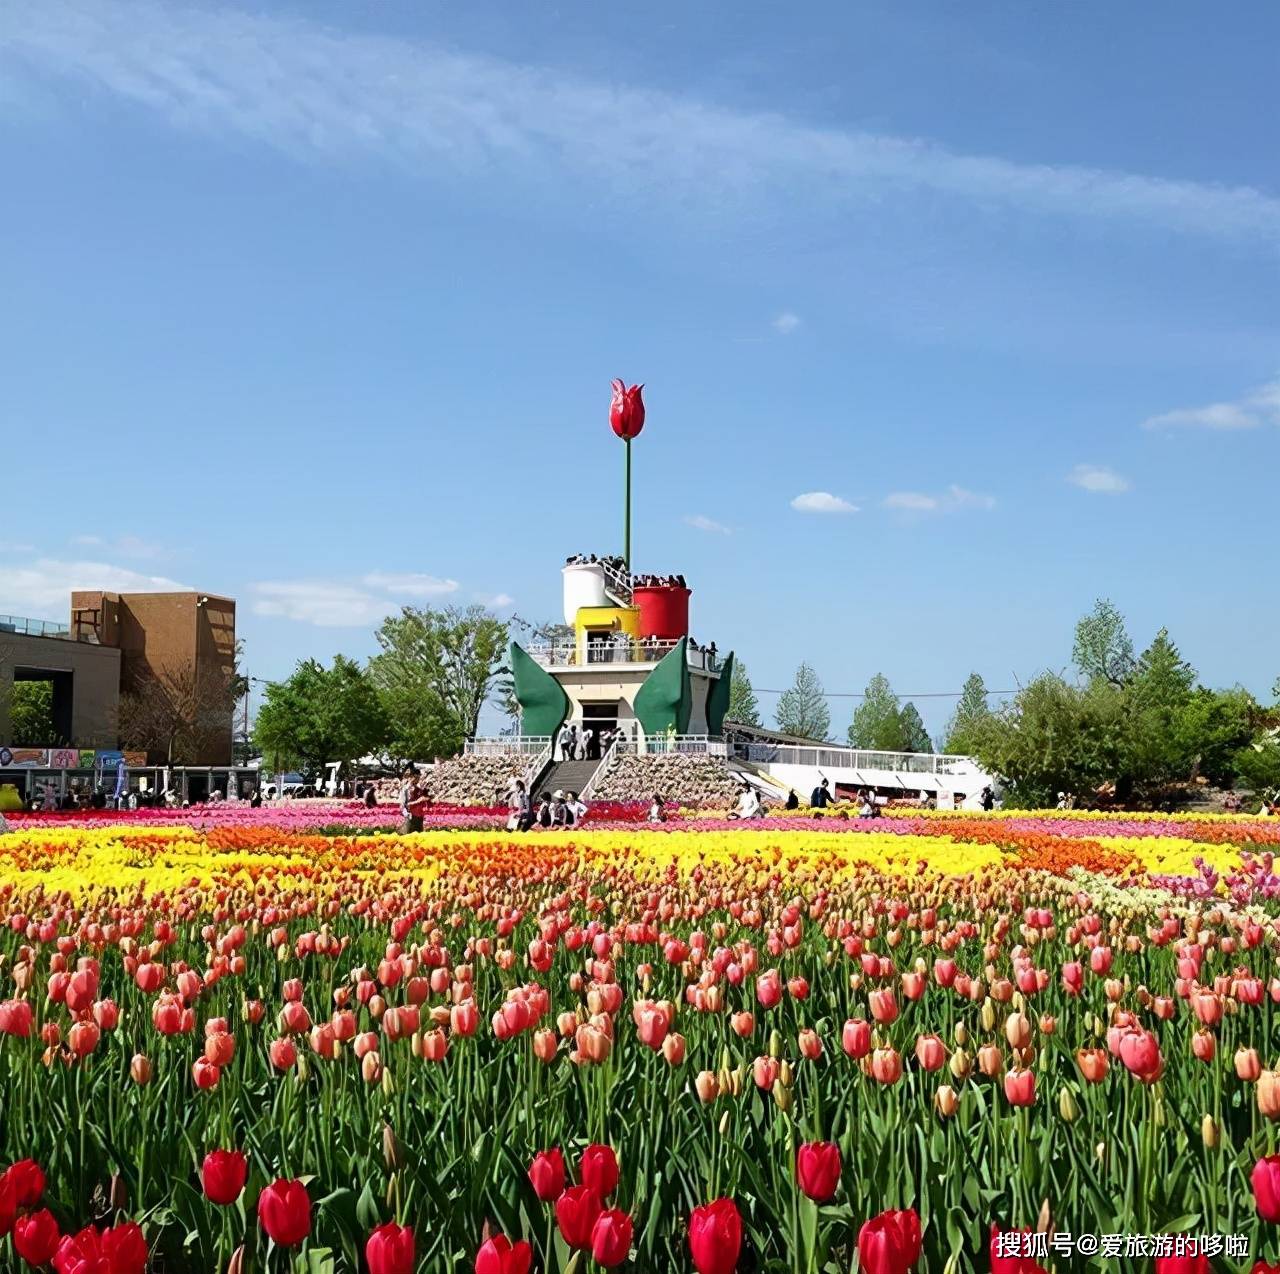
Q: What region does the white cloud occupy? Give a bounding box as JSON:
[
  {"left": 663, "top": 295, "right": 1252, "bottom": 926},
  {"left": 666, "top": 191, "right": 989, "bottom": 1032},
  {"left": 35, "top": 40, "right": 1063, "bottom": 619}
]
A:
[
  {"left": 1141, "top": 379, "right": 1280, "bottom": 431},
  {"left": 1067, "top": 464, "right": 1131, "bottom": 495},
  {"left": 252, "top": 581, "right": 396, "bottom": 628},
  {"left": 253, "top": 570, "right": 468, "bottom": 626},
  {"left": 0, "top": 557, "right": 191, "bottom": 617},
  {"left": 791, "top": 492, "right": 857, "bottom": 515},
  {"left": 474, "top": 592, "right": 516, "bottom": 609},
  {"left": 4, "top": 0, "right": 1278, "bottom": 244},
  {"left": 883, "top": 486, "right": 996, "bottom": 513},
  {"left": 883, "top": 492, "right": 939, "bottom": 512},
  {"left": 361, "top": 572, "right": 458, "bottom": 598},
  {"left": 772, "top": 312, "right": 801, "bottom": 335},
  {"left": 684, "top": 514, "right": 732, "bottom": 535}
]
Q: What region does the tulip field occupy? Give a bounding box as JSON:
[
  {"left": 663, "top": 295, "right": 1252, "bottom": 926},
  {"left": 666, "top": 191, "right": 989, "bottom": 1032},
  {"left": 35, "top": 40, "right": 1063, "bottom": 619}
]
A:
[{"left": 4, "top": 812, "right": 1280, "bottom": 1271}]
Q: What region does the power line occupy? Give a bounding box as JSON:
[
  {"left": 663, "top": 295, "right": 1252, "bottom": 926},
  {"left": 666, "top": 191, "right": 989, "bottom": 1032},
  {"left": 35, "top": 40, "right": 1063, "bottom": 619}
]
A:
[{"left": 755, "top": 688, "right": 1016, "bottom": 699}]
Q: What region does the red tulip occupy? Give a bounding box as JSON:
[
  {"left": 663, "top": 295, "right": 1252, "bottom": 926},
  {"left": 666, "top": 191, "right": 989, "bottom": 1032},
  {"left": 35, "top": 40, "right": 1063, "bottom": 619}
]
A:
[
  {"left": 0, "top": 1172, "right": 15, "bottom": 1239},
  {"left": 257, "top": 1179, "right": 311, "bottom": 1247},
  {"left": 990, "top": 1225, "right": 1048, "bottom": 1273},
  {"left": 474, "top": 1234, "right": 532, "bottom": 1274},
  {"left": 1251, "top": 1263, "right": 1280, "bottom": 1273},
  {"left": 51, "top": 1225, "right": 106, "bottom": 1274},
  {"left": 528, "top": 1148, "right": 565, "bottom": 1202},
  {"left": 689, "top": 1198, "right": 742, "bottom": 1274},
  {"left": 1154, "top": 1255, "right": 1209, "bottom": 1273},
  {"left": 0, "top": 1000, "right": 33, "bottom": 1037},
  {"left": 579, "top": 1144, "right": 619, "bottom": 1197},
  {"left": 590, "top": 1208, "right": 634, "bottom": 1268},
  {"left": 795, "top": 1142, "right": 841, "bottom": 1202},
  {"left": 14, "top": 1208, "right": 60, "bottom": 1266},
  {"left": 609, "top": 380, "right": 645, "bottom": 440},
  {"left": 365, "top": 1222, "right": 415, "bottom": 1274},
  {"left": 101, "top": 1221, "right": 148, "bottom": 1274},
  {"left": 555, "top": 1184, "right": 602, "bottom": 1249},
  {"left": 201, "top": 1149, "right": 248, "bottom": 1206},
  {"left": 1004, "top": 1069, "right": 1036, "bottom": 1107},
  {"left": 1255, "top": 1154, "right": 1280, "bottom": 1223},
  {"left": 4, "top": 1160, "right": 45, "bottom": 1208},
  {"left": 857, "top": 1207, "right": 921, "bottom": 1274}
]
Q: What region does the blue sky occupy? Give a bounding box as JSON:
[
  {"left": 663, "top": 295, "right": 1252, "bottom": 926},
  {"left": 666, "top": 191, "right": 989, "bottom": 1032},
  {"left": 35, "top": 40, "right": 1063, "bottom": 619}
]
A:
[{"left": 1, "top": 1, "right": 1277, "bottom": 739}]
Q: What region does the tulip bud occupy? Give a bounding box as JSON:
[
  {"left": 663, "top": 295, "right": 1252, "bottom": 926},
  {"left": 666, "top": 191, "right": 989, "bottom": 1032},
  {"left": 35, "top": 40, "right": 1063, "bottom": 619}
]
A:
[
  {"left": 129, "top": 1053, "right": 152, "bottom": 1085},
  {"left": 1201, "top": 1114, "right": 1219, "bottom": 1149},
  {"left": 695, "top": 1071, "right": 718, "bottom": 1103},
  {"left": 949, "top": 1048, "right": 972, "bottom": 1081},
  {"left": 226, "top": 1247, "right": 245, "bottom": 1274},
  {"left": 768, "top": 1028, "right": 782, "bottom": 1060},
  {"left": 778, "top": 1060, "right": 794, "bottom": 1088},
  {"left": 718, "top": 1110, "right": 731, "bottom": 1138},
  {"left": 1058, "top": 1088, "right": 1078, "bottom": 1123},
  {"left": 934, "top": 1084, "right": 958, "bottom": 1118},
  {"left": 383, "top": 1124, "right": 405, "bottom": 1172},
  {"left": 980, "top": 1000, "right": 995, "bottom": 1032},
  {"left": 772, "top": 1082, "right": 793, "bottom": 1112},
  {"left": 953, "top": 1022, "right": 968, "bottom": 1048}
]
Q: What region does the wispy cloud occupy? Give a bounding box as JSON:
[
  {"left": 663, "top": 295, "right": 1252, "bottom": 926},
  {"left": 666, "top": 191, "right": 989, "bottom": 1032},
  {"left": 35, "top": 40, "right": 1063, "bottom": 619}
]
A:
[
  {"left": 4, "top": 0, "right": 1279, "bottom": 244},
  {"left": 253, "top": 571, "right": 461, "bottom": 627},
  {"left": 362, "top": 572, "right": 458, "bottom": 598},
  {"left": 0, "top": 557, "right": 191, "bottom": 616},
  {"left": 1141, "top": 378, "right": 1280, "bottom": 431},
  {"left": 791, "top": 492, "right": 857, "bottom": 515},
  {"left": 1067, "top": 464, "right": 1131, "bottom": 495},
  {"left": 684, "top": 514, "right": 732, "bottom": 535},
  {"left": 882, "top": 485, "right": 997, "bottom": 514},
  {"left": 474, "top": 591, "right": 516, "bottom": 610},
  {"left": 72, "top": 533, "right": 169, "bottom": 560},
  {"left": 772, "top": 312, "right": 801, "bottom": 335}
]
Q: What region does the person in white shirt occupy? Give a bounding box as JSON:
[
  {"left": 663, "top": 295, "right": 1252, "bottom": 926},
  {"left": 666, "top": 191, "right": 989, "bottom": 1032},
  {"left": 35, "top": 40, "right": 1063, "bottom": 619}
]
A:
[
  {"left": 566, "top": 792, "right": 588, "bottom": 826},
  {"left": 580, "top": 727, "right": 594, "bottom": 760}
]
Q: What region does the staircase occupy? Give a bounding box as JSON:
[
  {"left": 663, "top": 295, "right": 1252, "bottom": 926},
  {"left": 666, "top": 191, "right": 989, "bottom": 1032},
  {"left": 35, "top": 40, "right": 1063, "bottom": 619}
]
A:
[
  {"left": 601, "top": 560, "right": 633, "bottom": 607},
  {"left": 534, "top": 758, "right": 601, "bottom": 798}
]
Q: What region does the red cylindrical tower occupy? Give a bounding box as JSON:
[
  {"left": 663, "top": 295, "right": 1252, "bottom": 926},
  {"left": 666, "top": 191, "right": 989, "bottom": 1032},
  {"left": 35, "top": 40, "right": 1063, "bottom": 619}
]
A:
[{"left": 633, "top": 584, "right": 691, "bottom": 641}]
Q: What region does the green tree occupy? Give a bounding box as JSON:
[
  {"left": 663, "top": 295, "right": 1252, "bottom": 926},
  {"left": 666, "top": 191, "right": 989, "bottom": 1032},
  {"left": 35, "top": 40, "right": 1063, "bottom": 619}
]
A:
[
  {"left": 1073, "top": 598, "right": 1135, "bottom": 687},
  {"left": 945, "top": 672, "right": 991, "bottom": 754},
  {"left": 847, "top": 674, "right": 904, "bottom": 750},
  {"left": 727, "top": 659, "right": 761, "bottom": 727},
  {"left": 369, "top": 605, "right": 510, "bottom": 760},
  {"left": 1122, "top": 629, "right": 1198, "bottom": 788},
  {"left": 899, "top": 702, "right": 932, "bottom": 753},
  {"left": 969, "top": 673, "right": 1127, "bottom": 807},
  {"left": 775, "top": 663, "right": 830, "bottom": 741},
  {"left": 8, "top": 681, "right": 61, "bottom": 745},
  {"left": 253, "top": 656, "right": 388, "bottom": 773}
]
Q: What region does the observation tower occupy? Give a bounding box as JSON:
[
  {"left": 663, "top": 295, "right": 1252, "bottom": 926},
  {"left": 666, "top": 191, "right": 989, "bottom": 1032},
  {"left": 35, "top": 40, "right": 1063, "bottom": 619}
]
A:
[{"left": 507, "top": 380, "right": 734, "bottom": 749}]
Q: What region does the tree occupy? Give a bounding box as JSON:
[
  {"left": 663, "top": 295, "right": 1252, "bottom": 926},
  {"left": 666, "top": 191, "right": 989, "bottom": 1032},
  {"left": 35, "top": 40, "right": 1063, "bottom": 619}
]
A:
[
  {"left": 118, "top": 662, "right": 242, "bottom": 765},
  {"left": 368, "top": 605, "right": 510, "bottom": 760},
  {"left": 899, "top": 702, "right": 932, "bottom": 754},
  {"left": 7, "top": 681, "right": 61, "bottom": 746},
  {"left": 727, "top": 659, "right": 761, "bottom": 727},
  {"left": 945, "top": 673, "right": 992, "bottom": 754},
  {"left": 968, "top": 673, "right": 1127, "bottom": 808},
  {"left": 253, "top": 656, "right": 388, "bottom": 773},
  {"left": 1073, "top": 598, "right": 1135, "bottom": 688},
  {"left": 775, "top": 663, "right": 830, "bottom": 741},
  {"left": 1121, "top": 629, "right": 1198, "bottom": 788},
  {"left": 848, "top": 674, "right": 905, "bottom": 750}
]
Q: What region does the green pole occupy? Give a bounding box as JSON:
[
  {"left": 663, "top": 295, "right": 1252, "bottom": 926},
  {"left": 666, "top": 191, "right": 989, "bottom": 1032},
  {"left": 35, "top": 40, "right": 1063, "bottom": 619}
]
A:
[{"left": 624, "top": 437, "right": 632, "bottom": 572}]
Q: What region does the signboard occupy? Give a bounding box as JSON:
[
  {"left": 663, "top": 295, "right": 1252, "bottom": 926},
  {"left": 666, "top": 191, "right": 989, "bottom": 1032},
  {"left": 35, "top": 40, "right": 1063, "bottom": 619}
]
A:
[
  {"left": 0, "top": 748, "right": 49, "bottom": 767},
  {"left": 50, "top": 749, "right": 79, "bottom": 769}
]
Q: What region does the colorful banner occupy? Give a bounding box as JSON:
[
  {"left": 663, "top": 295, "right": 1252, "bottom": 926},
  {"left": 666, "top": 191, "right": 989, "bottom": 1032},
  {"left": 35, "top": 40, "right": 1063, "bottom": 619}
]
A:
[
  {"left": 78, "top": 750, "right": 96, "bottom": 769},
  {"left": 49, "top": 749, "right": 79, "bottom": 769},
  {"left": 0, "top": 747, "right": 49, "bottom": 767}
]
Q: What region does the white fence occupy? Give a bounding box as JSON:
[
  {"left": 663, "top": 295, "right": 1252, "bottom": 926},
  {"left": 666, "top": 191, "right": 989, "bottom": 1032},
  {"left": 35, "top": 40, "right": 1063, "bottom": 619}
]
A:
[
  {"left": 525, "top": 641, "right": 722, "bottom": 674},
  {"left": 728, "top": 740, "right": 974, "bottom": 776}
]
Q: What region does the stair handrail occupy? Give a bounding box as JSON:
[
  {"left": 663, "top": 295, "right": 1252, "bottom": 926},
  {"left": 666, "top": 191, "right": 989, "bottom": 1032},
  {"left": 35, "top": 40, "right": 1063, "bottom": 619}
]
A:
[
  {"left": 580, "top": 733, "right": 624, "bottom": 802},
  {"left": 600, "top": 560, "right": 633, "bottom": 605},
  {"left": 522, "top": 739, "right": 553, "bottom": 791}
]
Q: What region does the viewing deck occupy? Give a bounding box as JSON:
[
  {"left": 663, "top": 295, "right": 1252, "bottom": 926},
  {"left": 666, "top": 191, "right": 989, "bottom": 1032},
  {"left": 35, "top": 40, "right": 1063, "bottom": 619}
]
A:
[{"left": 525, "top": 640, "right": 723, "bottom": 675}]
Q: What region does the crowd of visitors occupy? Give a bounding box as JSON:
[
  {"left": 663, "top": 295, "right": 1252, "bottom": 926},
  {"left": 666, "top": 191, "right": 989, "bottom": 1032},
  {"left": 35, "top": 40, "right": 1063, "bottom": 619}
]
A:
[{"left": 505, "top": 781, "right": 589, "bottom": 831}]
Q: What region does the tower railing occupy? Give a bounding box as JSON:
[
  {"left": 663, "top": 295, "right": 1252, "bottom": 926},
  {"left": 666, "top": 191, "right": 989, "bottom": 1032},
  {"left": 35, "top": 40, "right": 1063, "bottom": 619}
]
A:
[{"left": 525, "top": 640, "right": 721, "bottom": 673}]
